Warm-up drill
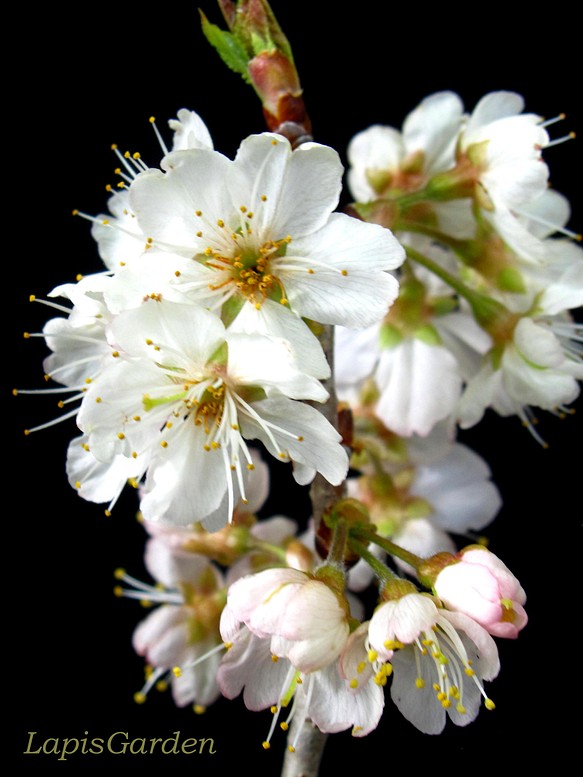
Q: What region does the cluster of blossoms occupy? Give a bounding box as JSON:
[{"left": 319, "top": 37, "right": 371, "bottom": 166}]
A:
[
  {"left": 17, "top": 84, "right": 580, "bottom": 750},
  {"left": 23, "top": 109, "right": 403, "bottom": 528},
  {"left": 115, "top": 454, "right": 519, "bottom": 739},
  {"left": 338, "top": 90, "right": 583, "bottom": 441}
]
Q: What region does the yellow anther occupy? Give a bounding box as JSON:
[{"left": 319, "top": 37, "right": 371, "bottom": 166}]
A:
[
  {"left": 172, "top": 667, "right": 182, "bottom": 677},
  {"left": 194, "top": 705, "right": 206, "bottom": 715},
  {"left": 231, "top": 423, "right": 239, "bottom": 430},
  {"left": 104, "top": 509, "right": 112, "bottom": 517},
  {"left": 133, "top": 152, "right": 141, "bottom": 160},
  {"left": 433, "top": 683, "right": 441, "bottom": 692},
  {"left": 441, "top": 698, "right": 452, "bottom": 709},
  {"left": 12, "top": 389, "right": 18, "bottom": 396},
  {"left": 485, "top": 698, "right": 496, "bottom": 710},
  {"left": 23, "top": 332, "right": 30, "bottom": 339},
  {"left": 501, "top": 598, "right": 514, "bottom": 610},
  {"left": 203, "top": 444, "right": 211, "bottom": 452},
  {"left": 437, "top": 691, "right": 446, "bottom": 702},
  {"left": 357, "top": 662, "right": 366, "bottom": 674},
  {"left": 217, "top": 219, "right": 225, "bottom": 228},
  {"left": 113, "top": 585, "right": 123, "bottom": 597},
  {"left": 224, "top": 642, "right": 233, "bottom": 650},
  {"left": 76, "top": 273, "right": 84, "bottom": 281},
  {"left": 240, "top": 205, "right": 247, "bottom": 213},
  {"left": 204, "top": 247, "right": 213, "bottom": 256},
  {"left": 278, "top": 452, "right": 287, "bottom": 459},
  {"left": 102, "top": 219, "right": 110, "bottom": 226},
  {"left": 128, "top": 478, "right": 138, "bottom": 489},
  {"left": 140, "top": 599, "right": 152, "bottom": 608},
  {"left": 133, "top": 415, "right": 141, "bottom": 422},
  {"left": 271, "top": 655, "right": 279, "bottom": 663},
  {"left": 105, "top": 184, "right": 113, "bottom": 192},
  {"left": 29, "top": 294, "right": 36, "bottom": 302},
  {"left": 57, "top": 400, "right": 65, "bottom": 409},
  {"left": 195, "top": 210, "right": 202, "bottom": 217},
  {"left": 75, "top": 481, "right": 81, "bottom": 489},
  {"left": 341, "top": 269, "right": 348, "bottom": 276},
  {"left": 111, "top": 143, "right": 118, "bottom": 150},
  {"left": 155, "top": 680, "right": 168, "bottom": 692},
  {"left": 297, "top": 436, "right": 304, "bottom": 441},
  {"left": 271, "top": 139, "right": 278, "bottom": 146},
  {"left": 415, "top": 678, "right": 425, "bottom": 689},
  {"left": 280, "top": 297, "right": 288, "bottom": 305},
  {"left": 117, "top": 432, "right": 125, "bottom": 440},
  {"left": 149, "top": 116, "right": 156, "bottom": 123},
  {"left": 145, "top": 338, "right": 153, "bottom": 345},
  {"left": 112, "top": 351, "right": 120, "bottom": 358},
  {"left": 350, "top": 679, "right": 359, "bottom": 689},
  {"left": 72, "top": 209, "right": 79, "bottom": 216},
  {"left": 124, "top": 151, "right": 131, "bottom": 158},
  {"left": 247, "top": 463, "right": 255, "bottom": 470},
  {"left": 133, "top": 692, "right": 147, "bottom": 705},
  {"left": 132, "top": 451, "right": 138, "bottom": 459},
  {"left": 288, "top": 745, "right": 295, "bottom": 753},
  {"left": 211, "top": 441, "right": 220, "bottom": 449},
  {"left": 117, "top": 182, "right": 125, "bottom": 189},
  {"left": 160, "top": 440, "right": 168, "bottom": 448},
  {"left": 296, "top": 677, "right": 303, "bottom": 684},
  {"left": 261, "top": 195, "right": 267, "bottom": 202},
  {"left": 307, "top": 268, "right": 315, "bottom": 274},
  {"left": 367, "top": 649, "right": 378, "bottom": 662},
  {"left": 95, "top": 397, "right": 102, "bottom": 404},
  {"left": 270, "top": 706, "right": 278, "bottom": 714},
  {"left": 174, "top": 270, "right": 181, "bottom": 277},
  {"left": 262, "top": 742, "right": 271, "bottom": 750},
  {"left": 465, "top": 667, "right": 475, "bottom": 677},
  {"left": 280, "top": 722, "right": 289, "bottom": 731},
  {"left": 456, "top": 703, "right": 467, "bottom": 714},
  {"left": 83, "top": 443, "right": 90, "bottom": 451}
]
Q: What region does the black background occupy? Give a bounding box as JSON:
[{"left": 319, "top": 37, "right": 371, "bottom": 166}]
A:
[{"left": 8, "top": 1, "right": 582, "bottom": 772}]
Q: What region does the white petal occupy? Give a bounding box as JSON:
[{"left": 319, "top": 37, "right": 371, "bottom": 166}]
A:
[
  {"left": 403, "top": 91, "right": 463, "bottom": 174},
  {"left": 239, "top": 397, "right": 349, "bottom": 486},
  {"left": 226, "top": 333, "right": 328, "bottom": 401},
  {"left": 229, "top": 299, "right": 330, "bottom": 379},
  {"left": 281, "top": 213, "right": 403, "bottom": 327},
  {"left": 375, "top": 339, "right": 462, "bottom": 436}
]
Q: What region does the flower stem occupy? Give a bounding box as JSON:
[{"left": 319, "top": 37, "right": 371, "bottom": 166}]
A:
[
  {"left": 354, "top": 528, "right": 425, "bottom": 571},
  {"left": 326, "top": 519, "right": 349, "bottom": 565},
  {"left": 404, "top": 243, "right": 512, "bottom": 330},
  {"left": 348, "top": 538, "right": 397, "bottom": 586}
]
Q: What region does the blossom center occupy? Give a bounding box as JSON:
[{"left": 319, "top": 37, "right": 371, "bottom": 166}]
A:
[{"left": 205, "top": 235, "right": 292, "bottom": 309}]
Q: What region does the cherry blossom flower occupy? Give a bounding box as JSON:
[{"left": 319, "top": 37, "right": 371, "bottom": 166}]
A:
[
  {"left": 119, "top": 538, "right": 226, "bottom": 711},
  {"left": 73, "top": 299, "right": 348, "bottom": 528},
  {"left": 218, "top": 622, "right": 384, "bottom": 744},
  {"left": 222, "top": 567, "right": 350, "bottom": 673},
  {"left": 433, "top": 547, "right": 528, "bottom": 638},
  {"left": 124, "top": 132, "right": 404, "bottom": 331},
  {"left": 457, "top": 261, "right": 583, "bottom": 432},
  {"left": 367, "top": 592, "right": 500, "bottom": 734}
]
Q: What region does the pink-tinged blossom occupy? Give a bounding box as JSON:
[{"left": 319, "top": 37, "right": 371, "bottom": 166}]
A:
[
  {"left": 222, "top": 567, "right": 350, "bottom": 673},
  {"left": 123, "top": 538, "right": 226, "bottom": 710},
  {"left": 367, "top": 592, "right": 500, "bottom": 734},
  {"left": 433, "top": 547, "right": 528, "bottom": 638},
  {"left": 218, "top": 622, "right": 384, "bottom": 742}
]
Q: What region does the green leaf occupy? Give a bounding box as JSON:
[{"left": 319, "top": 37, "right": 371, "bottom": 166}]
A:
[{"left": 200, "top": 10, "right": 251, "bottom": 84}]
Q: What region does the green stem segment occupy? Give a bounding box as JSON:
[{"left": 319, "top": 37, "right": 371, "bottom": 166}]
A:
[
  {"left": 326, "top": 519, "right": 349, "bottom": 565},
  {"left": 354, "top": 529, "right": 426, "bottom": 572},
  {"left": 404, "top": 243, "right": 512, "bottom": 330},
  {"left": 348, "top": 538, "right": 398, "bottom": 587}
]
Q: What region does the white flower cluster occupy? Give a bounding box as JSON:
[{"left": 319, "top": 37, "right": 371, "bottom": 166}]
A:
[
  {"left": 26, "top": 110, "right": 404, "bottom": 529},
  {"left": 17, "top": 90, "right": 581, "bottom": 746},
  {"left": 337, "top": 90, "right": 583, "bottom": 440}
]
